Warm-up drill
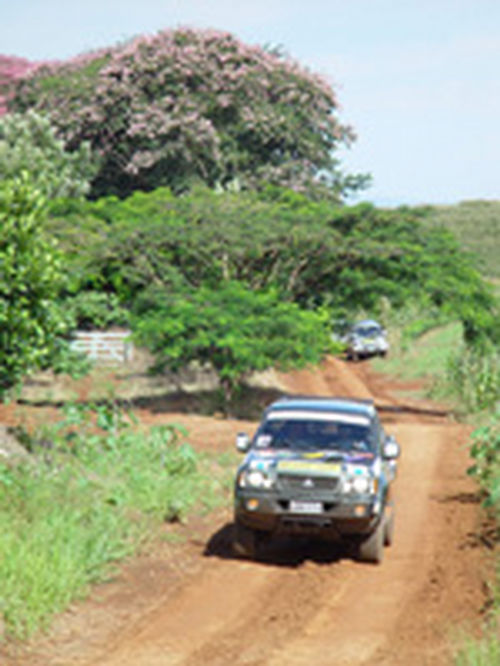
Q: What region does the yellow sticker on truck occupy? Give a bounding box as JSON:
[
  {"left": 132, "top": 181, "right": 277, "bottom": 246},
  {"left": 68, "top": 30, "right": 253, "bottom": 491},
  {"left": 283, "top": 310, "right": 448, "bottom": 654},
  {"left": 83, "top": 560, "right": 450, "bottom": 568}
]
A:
[{"left": 277, "top": 460, "right": 341, "bottom": 475}]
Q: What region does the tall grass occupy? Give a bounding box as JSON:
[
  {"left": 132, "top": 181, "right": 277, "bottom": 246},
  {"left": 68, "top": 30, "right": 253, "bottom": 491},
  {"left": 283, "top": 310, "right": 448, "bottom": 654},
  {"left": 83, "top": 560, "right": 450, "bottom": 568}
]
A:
[
  {"left": 0, "top": 462, "right": 137, "bottom": 638},
  {"left": 455, "top": 629, "right": 500, "bottom": 666},
  {"left": 446, "top": 347, "right": 500, "bottom": 414},
  {"left": 371, "top": 313, "right": 500, "bottom": 664},
  {"left": 374, "top": 309, "right": 500, "bottom": 412},
  {"left": 448, "top": 353, "right": 500, "bottom": 665},
  {"left": 373, "top": 319, "right": 462, "bottom": 390},
  {"left": 0, "top": 402, "right": 233, "bottom": 639},
  {"left": 467, "top": 415, "right": 500, "bottom": 521}
]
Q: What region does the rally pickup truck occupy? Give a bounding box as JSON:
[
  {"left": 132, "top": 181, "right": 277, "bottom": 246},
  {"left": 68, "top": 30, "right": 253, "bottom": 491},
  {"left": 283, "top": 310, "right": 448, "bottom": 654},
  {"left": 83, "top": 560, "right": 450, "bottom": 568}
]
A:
[{"left": 233, "top": 396, "right": 400, "bottom": 564}]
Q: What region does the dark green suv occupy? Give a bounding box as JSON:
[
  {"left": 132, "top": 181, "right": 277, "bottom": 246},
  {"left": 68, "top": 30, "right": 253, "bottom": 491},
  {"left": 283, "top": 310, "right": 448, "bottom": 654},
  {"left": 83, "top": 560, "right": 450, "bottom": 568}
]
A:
[{"left": 233, "top": 396, "right": 400, "bottom": 564}]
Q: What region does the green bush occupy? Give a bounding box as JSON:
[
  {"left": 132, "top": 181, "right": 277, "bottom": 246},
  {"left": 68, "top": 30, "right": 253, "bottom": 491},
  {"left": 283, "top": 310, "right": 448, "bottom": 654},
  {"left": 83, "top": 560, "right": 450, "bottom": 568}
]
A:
[
  {"left": 446, "top": 348, "right": 500, "bottom": 413},
  {"left": 458, "top": 410, "right": 500, "bottom": 666},
  {"left": 0, "top": 174, "right": 78, "bottom": 396},
  {"left": 468, "top": 415, "right": 500, "bottom": 514},
  {"left": 133, "top": 280, "right": 334, "bottom": 408},
  {"left": 0, "top": 402, "right": 229, "bottom": 639},
  {"left": 62, "top": 291, "right": 130, "bottom": 330}
]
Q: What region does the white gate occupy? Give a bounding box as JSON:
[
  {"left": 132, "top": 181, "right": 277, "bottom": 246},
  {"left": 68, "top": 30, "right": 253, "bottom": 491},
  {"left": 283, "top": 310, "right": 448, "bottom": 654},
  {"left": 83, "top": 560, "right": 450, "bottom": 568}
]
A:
[{"left": 70, "top": 330, "right": 134, "bottom": 364}]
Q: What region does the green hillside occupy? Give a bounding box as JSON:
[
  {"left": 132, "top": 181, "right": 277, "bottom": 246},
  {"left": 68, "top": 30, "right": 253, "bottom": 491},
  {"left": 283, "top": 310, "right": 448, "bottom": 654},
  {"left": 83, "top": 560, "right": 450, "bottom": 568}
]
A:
[{"left": 422, "top": 200, "right": 500, "bottom": 280}]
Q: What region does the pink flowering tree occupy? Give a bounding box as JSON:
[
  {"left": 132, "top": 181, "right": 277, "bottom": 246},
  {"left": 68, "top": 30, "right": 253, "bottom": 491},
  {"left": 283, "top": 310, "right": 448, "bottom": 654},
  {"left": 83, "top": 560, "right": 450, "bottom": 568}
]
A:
[
  {"left": 0, "top": 55, "right": 34, "bottom": 116},
  {"left": 9, "top": 28, "right": 364, "bottom": 199}
]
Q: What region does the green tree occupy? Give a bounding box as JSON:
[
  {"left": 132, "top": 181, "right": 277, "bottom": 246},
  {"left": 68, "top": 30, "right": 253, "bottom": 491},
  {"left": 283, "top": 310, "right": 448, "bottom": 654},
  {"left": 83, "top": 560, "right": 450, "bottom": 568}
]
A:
[
  {"left": 133, "top": 281, "right": 333, "bottom": 409},
  {"left": 0, "top": 110, "right": 95, "bottom": 199},
  {"left": 46, "top": 187, "right": 496, "bottom": 341},
  {"left": 0, "top": 174, "right": 74, "bottom": 396}
]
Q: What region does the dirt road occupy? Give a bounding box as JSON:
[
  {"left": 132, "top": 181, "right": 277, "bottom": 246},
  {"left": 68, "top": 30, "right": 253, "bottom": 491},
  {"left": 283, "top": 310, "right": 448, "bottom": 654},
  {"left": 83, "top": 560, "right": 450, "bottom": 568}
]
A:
[{"left": 3, "top": 358, "right": 490, "bottom": 665}]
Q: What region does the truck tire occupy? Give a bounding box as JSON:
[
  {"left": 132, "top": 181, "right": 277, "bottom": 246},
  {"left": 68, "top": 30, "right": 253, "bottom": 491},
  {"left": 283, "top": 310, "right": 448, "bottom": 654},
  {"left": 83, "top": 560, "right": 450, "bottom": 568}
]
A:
[
  {"left": 357, "top": 518, "right": 384, "bottom": 564},
  {"left": 384, "top": 504, "right": 395, "bottom": 547},
  {"left": 233, "top": 519, "right": 260, "bottom": 559}
]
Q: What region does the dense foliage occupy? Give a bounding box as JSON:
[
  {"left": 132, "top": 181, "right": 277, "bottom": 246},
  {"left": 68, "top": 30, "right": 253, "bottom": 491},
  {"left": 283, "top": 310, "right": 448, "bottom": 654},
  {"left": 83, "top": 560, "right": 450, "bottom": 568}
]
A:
[
  {"left": 0, "top": 401, "right": 230, "bottom": 638},
  {"left": 9, "top": 28, "right": 363, "bottom": 199},
  {"left": 446, "top": 346, "right": 500, "bottom": 413},
  {"left": 468, "top": 416, "right": 500, "bottom": 514},
  {"left": 0, "top": 111, "right": 95, "bottom": 199},
  {"left": 0, "top": 175, "right": 76, "bottom": 396},
  {"left": 48, "top": 186, "right": 495, "bottom": 332},
  {"left": 133, "top": 281, "right": 333, "bottom": 406},
  {"left": 39, "top": 185, "right": 498, "bottom": 402}
]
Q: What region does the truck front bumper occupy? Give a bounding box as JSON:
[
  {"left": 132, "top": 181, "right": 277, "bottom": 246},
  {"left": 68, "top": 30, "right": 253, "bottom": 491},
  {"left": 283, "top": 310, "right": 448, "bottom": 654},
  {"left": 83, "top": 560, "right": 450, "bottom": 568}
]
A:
[{"left": 235, "top": 491, "right": 381, "bottom": 538}]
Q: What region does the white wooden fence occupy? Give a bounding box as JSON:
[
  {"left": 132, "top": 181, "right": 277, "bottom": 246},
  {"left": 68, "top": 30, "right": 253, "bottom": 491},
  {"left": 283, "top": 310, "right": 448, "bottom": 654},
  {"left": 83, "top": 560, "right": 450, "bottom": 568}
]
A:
[{"left": 70, "top": 330, "right": 134, "bottom": 364}]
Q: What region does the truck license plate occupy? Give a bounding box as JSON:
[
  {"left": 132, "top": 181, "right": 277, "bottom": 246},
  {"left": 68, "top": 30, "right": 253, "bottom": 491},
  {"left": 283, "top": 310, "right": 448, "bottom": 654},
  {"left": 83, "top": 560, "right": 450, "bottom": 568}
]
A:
[{"left": 289, "top": 500, "right": 323, "bottom": 514}]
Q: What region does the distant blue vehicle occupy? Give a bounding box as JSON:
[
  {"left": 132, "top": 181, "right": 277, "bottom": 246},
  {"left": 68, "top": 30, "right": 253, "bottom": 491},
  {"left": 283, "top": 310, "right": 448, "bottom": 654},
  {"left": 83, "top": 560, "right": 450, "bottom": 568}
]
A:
[{"left": 345, "top": 319, "right": 389, "bottom": 361}]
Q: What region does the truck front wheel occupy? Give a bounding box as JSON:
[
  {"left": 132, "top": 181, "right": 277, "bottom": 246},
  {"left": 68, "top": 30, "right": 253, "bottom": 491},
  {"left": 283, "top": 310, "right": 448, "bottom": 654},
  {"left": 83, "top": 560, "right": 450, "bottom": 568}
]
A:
[
  {"left": 233, "top": 519, "right": 262, "bottom": 559},
  {"left": 384, "top": 503, "right": 395, "bottom": 546},
  {"left": 357, "top": 518, "right": 384, "bottom": 564}
]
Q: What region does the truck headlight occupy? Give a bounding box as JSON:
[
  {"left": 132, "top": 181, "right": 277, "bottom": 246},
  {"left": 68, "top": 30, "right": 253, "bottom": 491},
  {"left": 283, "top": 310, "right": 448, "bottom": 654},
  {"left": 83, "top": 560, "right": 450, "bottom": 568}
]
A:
[
  {"left": 237, "top": 468, "right": 275, "bottom": 489},
  {"left": 342, "top": 466, "right": 376, "bottom": 495},
  {"left": 352, "top": 476, "right": 371, "bottom": 494}
]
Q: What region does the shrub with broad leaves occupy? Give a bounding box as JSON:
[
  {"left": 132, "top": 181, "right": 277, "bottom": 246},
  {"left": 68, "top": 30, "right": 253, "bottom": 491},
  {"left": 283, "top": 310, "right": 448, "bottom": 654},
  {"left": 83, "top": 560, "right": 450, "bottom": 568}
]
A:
[
  {"left": 0, "top": 174, "right": 81, "bottom": 396},
  {"left": 133, "top": 280, "right": 334, "bottom": 409}
]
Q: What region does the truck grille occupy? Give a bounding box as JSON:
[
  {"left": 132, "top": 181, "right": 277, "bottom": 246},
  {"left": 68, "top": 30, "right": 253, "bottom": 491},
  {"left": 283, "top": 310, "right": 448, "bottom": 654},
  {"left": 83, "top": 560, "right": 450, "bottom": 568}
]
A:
[{"left": 278, "top": 474, "right": 340, "bottom": 493}]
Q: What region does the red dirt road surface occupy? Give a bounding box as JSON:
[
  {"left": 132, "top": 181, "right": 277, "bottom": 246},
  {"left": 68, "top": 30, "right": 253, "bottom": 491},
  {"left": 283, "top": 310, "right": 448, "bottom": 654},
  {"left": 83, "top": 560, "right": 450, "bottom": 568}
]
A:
[{"left": 2, "top": 358, "right": 492, "bottom": 666}]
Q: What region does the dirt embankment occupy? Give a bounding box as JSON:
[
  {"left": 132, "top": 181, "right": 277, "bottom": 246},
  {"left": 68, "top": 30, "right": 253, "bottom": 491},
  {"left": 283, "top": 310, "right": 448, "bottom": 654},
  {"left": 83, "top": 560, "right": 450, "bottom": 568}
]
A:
[{"left": 2, "top": 357, "right": 493, "bottom": 666}]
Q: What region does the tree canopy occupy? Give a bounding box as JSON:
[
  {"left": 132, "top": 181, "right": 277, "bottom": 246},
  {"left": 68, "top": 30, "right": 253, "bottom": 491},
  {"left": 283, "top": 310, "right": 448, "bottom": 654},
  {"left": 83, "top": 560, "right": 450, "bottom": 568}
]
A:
[
  {"left": 47, "top": 186, "right": 495, "bottom": 334},
  {"left": 10, "top": 28, "right": 364, "bottom": 200},
  {"left": 0, "top": 110, "right": 95, "bottom": 199},
  {"left": 133, "top": 281, "right": 333, "bottom": 406}
]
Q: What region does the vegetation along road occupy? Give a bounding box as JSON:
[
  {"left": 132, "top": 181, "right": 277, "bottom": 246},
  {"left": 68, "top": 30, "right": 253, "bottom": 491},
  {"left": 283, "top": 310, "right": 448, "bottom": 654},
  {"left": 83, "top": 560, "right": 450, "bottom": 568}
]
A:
[
  {"left": 4, "top": 358, "right": 490, "bottom": 666},
  {"left": 1, "top": 25, "right": 498, "bottom": 666}
]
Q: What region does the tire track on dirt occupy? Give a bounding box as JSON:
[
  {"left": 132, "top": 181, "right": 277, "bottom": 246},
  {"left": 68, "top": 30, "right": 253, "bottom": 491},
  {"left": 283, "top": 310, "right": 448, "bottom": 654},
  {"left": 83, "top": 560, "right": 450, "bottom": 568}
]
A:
[
  {"left": 180, "top": 561, "right": 353, "bottom": 666},
  {"left": 93, "top": 559, "right": 345, "bottom": 666}
]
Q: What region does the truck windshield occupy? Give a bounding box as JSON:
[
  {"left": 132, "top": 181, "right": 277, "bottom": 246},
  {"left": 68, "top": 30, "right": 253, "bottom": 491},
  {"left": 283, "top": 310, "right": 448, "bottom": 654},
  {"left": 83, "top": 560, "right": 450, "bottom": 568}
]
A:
[
  {"left": 354, "top": 325, "right": 380, "bottom": 337},
  {"left": 254, "top": 418, "right": 372, "bottom": 453}
]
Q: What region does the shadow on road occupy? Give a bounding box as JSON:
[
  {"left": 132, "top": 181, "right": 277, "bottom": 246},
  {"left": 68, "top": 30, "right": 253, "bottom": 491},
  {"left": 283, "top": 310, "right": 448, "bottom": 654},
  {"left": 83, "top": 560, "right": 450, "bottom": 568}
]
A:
[
  {"left": 204, "top": 521, "right": 349, "bottom": 568},
  {"left": 19, "top": 384, "right": 285, "bottom": 422},
  {"left": 436, "top": 491, "right": 482, "bottom": 505},
  {"left": 376, "top": 403, "right": 450, "bottom": 419}
]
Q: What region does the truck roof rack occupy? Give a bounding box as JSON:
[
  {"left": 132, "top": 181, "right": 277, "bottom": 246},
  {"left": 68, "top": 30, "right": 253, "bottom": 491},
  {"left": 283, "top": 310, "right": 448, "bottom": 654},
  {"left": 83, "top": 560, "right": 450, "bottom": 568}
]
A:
[{"left": 276, "top": 394, "right": 374, "bottom": 406}]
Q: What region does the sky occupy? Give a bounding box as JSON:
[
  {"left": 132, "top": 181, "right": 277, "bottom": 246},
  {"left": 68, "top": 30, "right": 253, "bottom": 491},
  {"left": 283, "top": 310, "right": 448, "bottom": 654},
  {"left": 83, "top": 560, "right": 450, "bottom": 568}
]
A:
[{"left": 1, "top": 0, "right": 499, "bottom": 206}]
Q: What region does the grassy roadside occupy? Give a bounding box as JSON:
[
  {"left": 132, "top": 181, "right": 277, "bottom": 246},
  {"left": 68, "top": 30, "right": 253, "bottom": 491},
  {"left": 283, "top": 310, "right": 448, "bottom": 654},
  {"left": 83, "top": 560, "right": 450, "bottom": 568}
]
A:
[
  {"left": 0, "top": 401, "right": 237, "bottom": 640},
  {"left": 372, "top": 320, "right": 500, "bottom": 665},
  {"left": 2, "top": 321, "right": 498, "bottom": 658},
  {"left": 423, "top": 200, "right": 500, "bottom": 281},
  {"left": 372, "top": 321, "right": 462, "bottom": 402}
]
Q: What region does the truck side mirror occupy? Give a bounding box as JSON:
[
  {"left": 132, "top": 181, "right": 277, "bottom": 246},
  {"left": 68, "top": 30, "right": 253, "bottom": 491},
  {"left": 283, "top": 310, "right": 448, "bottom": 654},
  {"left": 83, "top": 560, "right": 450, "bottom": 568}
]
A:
[
  {"left": 383, "top": 435, "right": 400, "bottom": 460},
  {"left": 236, "top": 432, "right": 251, "bottom": 453}
]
